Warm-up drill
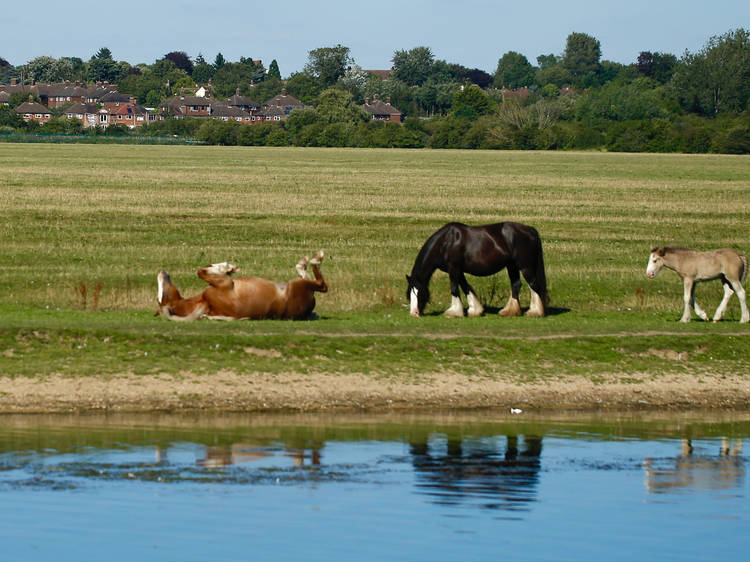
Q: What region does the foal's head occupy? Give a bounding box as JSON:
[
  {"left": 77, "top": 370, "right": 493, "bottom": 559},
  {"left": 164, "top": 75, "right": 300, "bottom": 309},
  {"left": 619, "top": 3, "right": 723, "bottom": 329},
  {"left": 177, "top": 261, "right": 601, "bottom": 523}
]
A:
[
  {"left": 646, "top": 246, "right": 666, "bottom": 278},
  {"left": 406, "top": 275, "right": 430, "bottom": 317}
]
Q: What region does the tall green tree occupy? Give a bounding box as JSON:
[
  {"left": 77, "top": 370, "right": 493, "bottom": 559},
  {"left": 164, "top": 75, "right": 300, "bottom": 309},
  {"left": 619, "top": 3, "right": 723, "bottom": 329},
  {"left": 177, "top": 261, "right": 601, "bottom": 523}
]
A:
[
  {"left": 192, "top": 53, "right": 215, "bottom": 83},
  {"left": 562, "top": 32, "right": 601, "bottom": 87},
  {"left": 391, "top": 46, "right": 435, "bottom": 86},
  {"left": 673, "top": 28, "right": 750, "bottom": 116},
  {"left": 493, "top": 51, "right": 535, "bottom": 89},
  {"left": 267, "top": 59, "right": 281, "bottom": 80},
  {"left": 303, "top": 45, "right": 353, "bottom": 88}
]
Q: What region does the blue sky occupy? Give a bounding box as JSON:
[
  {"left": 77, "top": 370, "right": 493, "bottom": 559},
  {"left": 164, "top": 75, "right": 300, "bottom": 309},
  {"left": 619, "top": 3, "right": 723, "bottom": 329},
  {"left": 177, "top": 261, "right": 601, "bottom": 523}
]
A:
[{"left": 3, "top": 0, "right": 748, "bottom": 76}]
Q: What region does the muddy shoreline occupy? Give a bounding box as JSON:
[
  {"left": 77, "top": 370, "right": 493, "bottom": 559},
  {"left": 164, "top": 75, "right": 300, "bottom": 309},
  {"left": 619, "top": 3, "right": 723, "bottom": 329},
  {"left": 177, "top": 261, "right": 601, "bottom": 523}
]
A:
[{"left": 2, "top": 371, "right": 749, "bottom": 413}]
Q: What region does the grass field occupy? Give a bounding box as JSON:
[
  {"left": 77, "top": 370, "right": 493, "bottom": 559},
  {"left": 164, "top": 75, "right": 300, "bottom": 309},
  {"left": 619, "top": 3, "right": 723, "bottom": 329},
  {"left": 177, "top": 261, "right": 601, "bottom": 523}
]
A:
[{"left": 1, "top": 143, "right": 749, "bottom": 393}]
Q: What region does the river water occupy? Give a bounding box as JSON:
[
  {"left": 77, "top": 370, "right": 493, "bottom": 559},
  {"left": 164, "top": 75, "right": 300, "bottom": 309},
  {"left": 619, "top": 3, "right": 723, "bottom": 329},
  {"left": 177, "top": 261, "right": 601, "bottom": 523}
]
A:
[{"left": 0, "top": 411, "right": 747, "bottom": 561}]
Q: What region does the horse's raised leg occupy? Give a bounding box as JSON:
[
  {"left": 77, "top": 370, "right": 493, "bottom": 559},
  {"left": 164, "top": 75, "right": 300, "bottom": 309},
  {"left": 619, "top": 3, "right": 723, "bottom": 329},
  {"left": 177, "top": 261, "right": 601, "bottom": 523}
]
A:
[
  {"left": 499, "top": 265, "right": 522, "bottom": 317},
  {"left": 296, "top": 255, "right": 310, "bottom": 279},
  {"left": 681, "top": 279, "right": 695, "bottom": 322},
  {"left": 712, "top": 281, "right": 735, "bottom": 322}
]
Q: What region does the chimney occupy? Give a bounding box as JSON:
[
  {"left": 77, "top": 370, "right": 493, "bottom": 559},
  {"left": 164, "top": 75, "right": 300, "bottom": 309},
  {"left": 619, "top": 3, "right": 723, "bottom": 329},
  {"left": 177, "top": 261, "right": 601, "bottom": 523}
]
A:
[
  {"left": 10, "top": 78, "right": 18, "bottom": 86},
  {"left": 365, "top": 97, "right": 370, "bottom": 105}
]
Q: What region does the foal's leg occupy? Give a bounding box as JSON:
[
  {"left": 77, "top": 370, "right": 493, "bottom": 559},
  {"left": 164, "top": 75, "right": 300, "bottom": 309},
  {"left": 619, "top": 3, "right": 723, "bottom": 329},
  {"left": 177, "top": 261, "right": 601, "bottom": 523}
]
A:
[
  {"left": 728, "top": 278, "right": 749, "bottom": 323},
  {"left": 499, "top": 265, "right": 522, "bottom": 317},
  {"left": 681, "top": 279, "right": 696, "bottom": 322},
  {"left": 712, "top": 280, "right": 735, "bottom": 322}
]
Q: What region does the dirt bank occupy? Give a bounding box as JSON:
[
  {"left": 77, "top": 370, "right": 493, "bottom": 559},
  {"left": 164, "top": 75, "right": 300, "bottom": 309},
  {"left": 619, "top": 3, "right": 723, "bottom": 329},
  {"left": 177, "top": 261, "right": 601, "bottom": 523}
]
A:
[{"left": 2, "top": 371, "right": 749, "bottom": 413}]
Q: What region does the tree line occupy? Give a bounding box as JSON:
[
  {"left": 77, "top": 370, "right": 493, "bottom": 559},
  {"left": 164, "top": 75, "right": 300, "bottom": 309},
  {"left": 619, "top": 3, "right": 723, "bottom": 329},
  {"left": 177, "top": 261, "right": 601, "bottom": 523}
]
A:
[{"left": 1, "top": 28, "right": 749, "bottom": 153}]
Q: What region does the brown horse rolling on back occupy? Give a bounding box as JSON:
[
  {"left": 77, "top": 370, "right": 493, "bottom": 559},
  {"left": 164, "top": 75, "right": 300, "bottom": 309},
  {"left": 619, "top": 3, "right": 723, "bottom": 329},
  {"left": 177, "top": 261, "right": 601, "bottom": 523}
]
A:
[{"left": 157, "top": 251, "right": 327, "bottom": 321}]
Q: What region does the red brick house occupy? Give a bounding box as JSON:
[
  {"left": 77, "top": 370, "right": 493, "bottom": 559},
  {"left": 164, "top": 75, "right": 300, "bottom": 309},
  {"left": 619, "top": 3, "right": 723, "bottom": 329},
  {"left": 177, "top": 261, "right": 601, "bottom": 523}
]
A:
[
  {"left": 263, "top": 88, "right": 304, "bottom": 114},
  {"left": 14, "top": 96, "right": 52, "bottom": 124},
  {"left": 363, "top": 95, "right": 402, "bottom": 122}
]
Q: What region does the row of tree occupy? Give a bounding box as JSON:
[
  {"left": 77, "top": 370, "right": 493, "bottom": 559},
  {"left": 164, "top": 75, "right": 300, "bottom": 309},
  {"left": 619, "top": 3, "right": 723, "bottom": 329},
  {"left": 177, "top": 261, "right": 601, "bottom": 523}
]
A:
[{"left": 2, "top": 28, "right": 749, "bottom": 153}]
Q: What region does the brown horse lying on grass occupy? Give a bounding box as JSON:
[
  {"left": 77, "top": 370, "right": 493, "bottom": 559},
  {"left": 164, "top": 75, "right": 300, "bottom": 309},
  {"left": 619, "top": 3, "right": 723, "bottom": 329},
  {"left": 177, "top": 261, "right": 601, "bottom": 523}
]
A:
[
  {"left": 157, "top": 251, "right": 327, "bottom": 320},
  {"left": 646, "top": 246, "right": 748, "bottom": 323}
]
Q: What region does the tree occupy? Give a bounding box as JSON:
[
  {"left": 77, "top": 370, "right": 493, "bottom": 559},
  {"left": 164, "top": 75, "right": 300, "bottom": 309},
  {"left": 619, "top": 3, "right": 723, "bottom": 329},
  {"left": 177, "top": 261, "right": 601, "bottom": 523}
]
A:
[
  {"left": 92, "top": 47, "right": 112, "bottom": 60},
  {"left": 562, "top": 32, "right": 601, "bottom": 87},
  {"left": 451, "top": 84, "right": 496, "bottom": 117},
  {"left": 673, "top": 28, "right": 750, "bottom": 116},
  {"left": 192, "top": 53, "right": 215, "bottom": 83},
  {"left": 303, "top": 45, "right": 353, "bottom": 87},
  {"left": 314, "top": 89, "right": 369, "bottom": 123},
  {"left": 213, "top": 53, "right": 226, "bottom": 70},
  {"left": 637, "top": 51, "right": 677, "bottom": 84},
  {"left": 163, "top": 51, "right": 193, "bottom": 75},
  {"left": 391, "top": 47, "right": 434, "bottom": 86},
  {"left": 494, "top": 51, "right": 535, "bottom": 89},
  {"left": 267, "top": 59, "right": 281, "bottom": 80}
]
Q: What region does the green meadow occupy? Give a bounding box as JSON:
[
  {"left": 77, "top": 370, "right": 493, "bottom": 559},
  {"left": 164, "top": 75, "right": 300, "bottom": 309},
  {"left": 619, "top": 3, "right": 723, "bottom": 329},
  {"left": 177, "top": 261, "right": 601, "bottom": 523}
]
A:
[{"left": 1, "top": 143, "right": 749, "bottom": 381}]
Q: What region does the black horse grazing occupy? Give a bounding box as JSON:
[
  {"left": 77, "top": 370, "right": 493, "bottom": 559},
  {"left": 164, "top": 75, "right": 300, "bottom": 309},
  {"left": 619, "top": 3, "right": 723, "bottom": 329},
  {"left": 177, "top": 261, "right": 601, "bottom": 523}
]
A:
[{"left": 406, "top": 222, "right": 548, "bottom": 318}]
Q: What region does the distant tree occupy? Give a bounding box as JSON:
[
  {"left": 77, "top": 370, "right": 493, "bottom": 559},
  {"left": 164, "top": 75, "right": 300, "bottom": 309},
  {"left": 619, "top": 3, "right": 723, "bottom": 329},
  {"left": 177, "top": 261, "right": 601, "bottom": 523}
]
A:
[
  {"left": 163, "top": 51, "right": 193, "bottom": 75},
  {"left": 314, "top": 89, "right": 369, "bottom": 123},
  {"left": 0, "top": 105, "right": 23, "bottom": 128},
  {"left": 304, "top": 45, "right": 353, "bottom": 87},
  {"left": 536, "top": 54, "right": 558, "bottom": 69},
  {"left": 92, "top": 47, "right": 113, "bottom": 61},
  {"left": 673, "top": 28, "right": 750, "bottom": 116},
  {"left": 494, "top": 51, "right": 535, "bottom": 89},
  {"left": 213, "top": 53, "right": 226, "bottom": 70},
  {"left": 563, "top": 32, "right": 602, "bottom": 87},
  {"left": 391, "top": 46, "right": 434, "bottom": 86},
  {"left": 637, "top": 51, "right": 677, "bottom": 84},
  {"left": 211, "top": 62, "right": 258, "bottom": 98},
  {"left": 268, "top": 59, "right": 281, "bottom": 80},
  {"left": 0, "top": 57, "right": 10, "bottom": 68},
  {"left": 285, "top": 72, "right": 323, "bottom": 105},
  {"left": 462, "top": 68, "right": 493, "bottom": 89},
  {"left": 191, "top": 53, "right": 215, "bottom": 83},
  {"left": 451, "top": 84, "right": 496, "bottom": 116}
]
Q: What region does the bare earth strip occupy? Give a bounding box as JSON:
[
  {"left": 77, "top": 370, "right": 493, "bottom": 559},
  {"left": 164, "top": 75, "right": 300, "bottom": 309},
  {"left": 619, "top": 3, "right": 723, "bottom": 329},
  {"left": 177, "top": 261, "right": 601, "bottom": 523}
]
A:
[{"left": 1, "top": 370, "right": 749, "bottom": 413}]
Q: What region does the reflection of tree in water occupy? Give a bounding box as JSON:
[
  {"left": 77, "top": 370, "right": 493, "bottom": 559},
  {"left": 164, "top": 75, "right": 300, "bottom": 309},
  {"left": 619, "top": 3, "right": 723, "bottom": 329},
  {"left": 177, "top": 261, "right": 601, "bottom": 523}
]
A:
[{"left": 409, "top": 435, "right": 542, "bottom": 512}]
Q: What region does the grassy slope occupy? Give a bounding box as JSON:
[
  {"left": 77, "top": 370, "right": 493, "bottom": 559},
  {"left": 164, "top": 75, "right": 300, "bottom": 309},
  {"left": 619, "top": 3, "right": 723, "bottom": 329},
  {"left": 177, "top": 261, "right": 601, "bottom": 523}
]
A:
[{"left": 1, "top": 144, "right": 749, "bottom": 384}]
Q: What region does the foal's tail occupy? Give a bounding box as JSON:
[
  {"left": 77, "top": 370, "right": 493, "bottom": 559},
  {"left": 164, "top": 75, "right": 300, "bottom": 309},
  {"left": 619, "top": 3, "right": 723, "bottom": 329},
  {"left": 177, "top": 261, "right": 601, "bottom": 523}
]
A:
[{"left": 740, "top": 254, "right": 748, "bottom": 285}]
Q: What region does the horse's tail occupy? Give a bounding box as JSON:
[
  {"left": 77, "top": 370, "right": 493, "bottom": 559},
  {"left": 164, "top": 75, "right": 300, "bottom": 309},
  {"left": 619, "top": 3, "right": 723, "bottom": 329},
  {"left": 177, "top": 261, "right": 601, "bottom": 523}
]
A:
[
  {"left": 530, "top": 227, "right": 549, "bottom": 306},
  {"left": 740, "top": 253, "right": 748, "bottom": 285}
]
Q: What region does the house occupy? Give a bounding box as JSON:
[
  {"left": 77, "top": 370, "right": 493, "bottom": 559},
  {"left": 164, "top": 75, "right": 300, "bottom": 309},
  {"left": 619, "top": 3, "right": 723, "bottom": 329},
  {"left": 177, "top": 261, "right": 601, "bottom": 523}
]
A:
[
  {"left": 108, "top": 103, "right": 153, "bottom": 128},
  {"left": 365, "top": 69, "right": 393, "bottom": 81},
  {"left": 226, "top": 88, "right": 260, "bottom": 114},
  {"left": 99, "top": 90, "right": 137, "bottom": 113},
  {"left": 210, "top": 103, "right": 253, "bottom": 123},
  {"left": 363, "top": 95, "right": 402, "bottom": 122},
  {"left": 14, "top": 95, "right": 52, "bottom": 123},
  {"left": 254, "top": 105, "right": 286, "bottom": 123},
  {"left": 263, "top": 88, "right": 304, "bottom": 115},
  {"left": 160, "top": 91, "right": 212, "bottom": 118},
  {"left": 64, "top": 102, "right": 102, "bottom": 128},
  {"left": 500, "top": 87, "right": 531, "bottom": 101},
  {"left": 0, "top": 90, "right": 9, "bottom": 106}
]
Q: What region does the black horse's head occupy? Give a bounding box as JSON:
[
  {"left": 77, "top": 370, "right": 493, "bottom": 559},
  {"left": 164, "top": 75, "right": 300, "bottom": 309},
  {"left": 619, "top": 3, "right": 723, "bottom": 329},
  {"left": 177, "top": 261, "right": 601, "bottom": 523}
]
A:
[{"left": 406, "top": 275, "right": 430, "bottom": 317}]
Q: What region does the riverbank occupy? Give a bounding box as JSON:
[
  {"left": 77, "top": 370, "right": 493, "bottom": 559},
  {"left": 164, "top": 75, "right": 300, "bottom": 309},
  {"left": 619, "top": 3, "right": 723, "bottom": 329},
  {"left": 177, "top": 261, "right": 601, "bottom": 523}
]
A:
[{"left": 2, "top": 370, "right": 749, "bottom": 413}]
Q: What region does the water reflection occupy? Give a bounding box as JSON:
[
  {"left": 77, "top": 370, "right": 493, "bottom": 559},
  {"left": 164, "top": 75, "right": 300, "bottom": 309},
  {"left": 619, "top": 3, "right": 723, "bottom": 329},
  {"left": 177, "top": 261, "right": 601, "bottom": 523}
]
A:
[
  {"left": 643, "top": 438, "right": 744, "bottom": 493},
  {"left": 409, "top": 435, "right": 542, "bottom": 512},
  {"left": 197, "top": 444, "right": 321, "bottom": 468}
]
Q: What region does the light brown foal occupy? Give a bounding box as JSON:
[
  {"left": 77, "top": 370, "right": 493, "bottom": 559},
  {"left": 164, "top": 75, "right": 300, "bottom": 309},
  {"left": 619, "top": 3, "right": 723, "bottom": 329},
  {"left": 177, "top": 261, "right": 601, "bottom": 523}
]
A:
[
  {"left": 646, "top": 246, "right": 749, "bottom": 323},
  {"left": 157, "top": 251, "right": 328, "bottom": 320}
]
